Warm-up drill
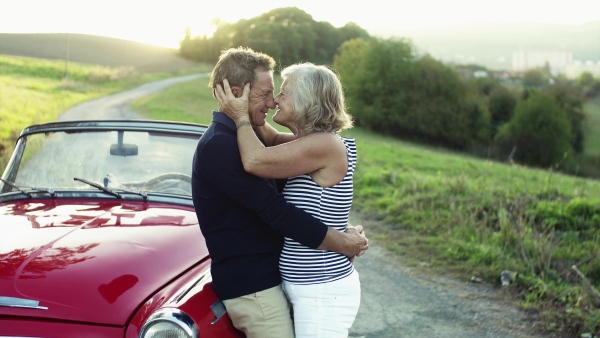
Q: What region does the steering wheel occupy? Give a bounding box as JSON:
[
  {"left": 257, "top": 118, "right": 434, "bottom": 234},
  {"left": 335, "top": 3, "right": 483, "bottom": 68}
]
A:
[{"left": 143, "top": 173, "right": 192, "bottom": 193}]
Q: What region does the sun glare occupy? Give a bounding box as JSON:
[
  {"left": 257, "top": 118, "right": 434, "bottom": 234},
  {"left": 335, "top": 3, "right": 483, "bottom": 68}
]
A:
[{"left": 0, "top": 0, "right": 598, "bottom": 48}]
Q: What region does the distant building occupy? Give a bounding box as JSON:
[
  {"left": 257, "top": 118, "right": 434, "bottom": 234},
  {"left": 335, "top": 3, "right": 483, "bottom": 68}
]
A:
[
  {"left": 565, "top": 60, "right": 600, "bottom": 78},
  {"left": 473, "top": 70, "right": 488, "bottom": 78},
  {"left": 512, "top": 49, "right": 573, "bottom": 76}
]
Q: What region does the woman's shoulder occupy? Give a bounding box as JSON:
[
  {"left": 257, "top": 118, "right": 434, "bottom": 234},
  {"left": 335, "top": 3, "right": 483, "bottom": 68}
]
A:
[{"left": 304, "top": 132, "right": 351, "bottom": 148}]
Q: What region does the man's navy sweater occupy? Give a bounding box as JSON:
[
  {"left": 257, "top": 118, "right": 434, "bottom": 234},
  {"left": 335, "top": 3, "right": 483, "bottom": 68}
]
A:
[{"left": 191, "top": 112, "right": 328, "bottom": 300}]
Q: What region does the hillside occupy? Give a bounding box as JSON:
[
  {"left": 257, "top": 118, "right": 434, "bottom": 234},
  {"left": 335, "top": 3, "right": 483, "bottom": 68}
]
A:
[{"left": 0, "top": 33, "right": 200, "bottom": 72}]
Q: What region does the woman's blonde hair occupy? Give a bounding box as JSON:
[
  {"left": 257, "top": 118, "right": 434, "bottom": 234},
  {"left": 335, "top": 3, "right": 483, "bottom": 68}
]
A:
[{"left": 281, "top": 63, "right": 353, "bottom": 136}]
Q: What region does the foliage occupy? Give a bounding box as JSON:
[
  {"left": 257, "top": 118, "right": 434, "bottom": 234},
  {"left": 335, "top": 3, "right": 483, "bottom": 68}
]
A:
[
  {"left": 530, "top": 197, "right": 600, "bottom": 232},
  {"left": 4, "top": 35, "right": 600, "bottom": 335},
  {"left": 578, "top": 71, "right": 600, "bottom": 98},
  {"left": 472, "top": 76, "right": 500, "bottom": 96},
  {"left": 543, "top": 83, "right": 586, "bottom": 153},
  {"left": 522, "top": 68, "right": 548, "bottom": 88},
  {"left": 343, "top": 127, "right": 600, "bottom": 337},
  {"left": 495, "top": 91, "right": 575, "bottom": 169},
  {"left": 179, "top": 7, "right": 370, "bottom": 67},
  {"left": 335, "top": 38, "right": 490, "bottom": 149},
  {"left": 488, "top": 85, "right": 517, "bottom": 135},
  {"left": 334, "top": 37, "right": 368, "bottom": 113},
  {"left": 180, "top": 10, "right": 598, "bottom": 179},
  {"left": 582, "top": 96, "right": 600, "bottom": 158},
  {"left": 100, "top": 74, "right": 600, "bottom": 337}
]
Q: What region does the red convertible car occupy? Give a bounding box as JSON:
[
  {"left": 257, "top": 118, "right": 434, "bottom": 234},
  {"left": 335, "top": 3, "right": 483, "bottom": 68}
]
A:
[{"left": 0, "top": 120, "right": 243, "bottom": 337}]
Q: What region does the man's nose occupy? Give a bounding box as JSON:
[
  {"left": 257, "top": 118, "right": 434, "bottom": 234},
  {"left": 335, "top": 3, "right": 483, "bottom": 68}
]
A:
[{"left": 267, "top": 96, "right": 276, "bottom": 109}]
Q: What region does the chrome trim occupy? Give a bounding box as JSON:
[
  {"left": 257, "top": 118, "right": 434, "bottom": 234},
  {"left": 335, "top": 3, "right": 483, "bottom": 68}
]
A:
[
  {"left": 175, "top": 271, "right": 209, "bottom": 303},
  {"left": 0, "top": 296, "right": 48, "bottom": 310},
  {"left": 139, "top": 308, "right": 198, "bottom": 338}
]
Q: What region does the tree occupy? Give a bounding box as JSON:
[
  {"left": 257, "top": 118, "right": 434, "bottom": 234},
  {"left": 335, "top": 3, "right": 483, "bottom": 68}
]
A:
[
  {"left": 522, "top": 68, "right": 548, "bottom": 88},
  {"left": 488, "top": 86, "right": 517, "bottom": 134},
  {"left": 473, "top": 76, "right": 500, "bottom": 96},
  {"left": 578, "top": 71, "right": 595, "bottom": 87},
  {"left": 334, "top": 38, "right": 368, "bottom": 119},
  {"left": 336, "top": 38, "right": 490, "bottom": 149},
  {"left": 409, "top": 55, "right": 489, "bottom": 148},
  {"left": 346, "top": 38, "right": 418, "bottom": 133},
  {"left": 544, "top": 83, "right": 586, "bottom": 153},
  {"left": 178, "top": 7, "right": 371, "bottom": 66},
  {"left": 577, "top": 71, "right": 600, "bottom": 98},
  {"left": 494, "top": 91, "right": 574, "bottom": 168}
]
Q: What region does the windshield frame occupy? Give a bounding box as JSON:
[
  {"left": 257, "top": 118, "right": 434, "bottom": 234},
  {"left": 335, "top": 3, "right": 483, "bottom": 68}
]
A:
[{"left": 0, "top": 120, "right": 207, "bottom": 206}]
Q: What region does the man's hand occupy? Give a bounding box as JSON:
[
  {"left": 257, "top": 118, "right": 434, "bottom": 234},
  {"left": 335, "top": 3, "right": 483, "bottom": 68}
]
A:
[
  {"left": 346, "top": 224, "right": 368, "bottom": 262},
  {"left": 318, "top": 224, "right": 369, "bottom": 259},
  {"left": 346, "top": 224, "right": 368, "bottom": 257},
  {"left": 214, "top": 79, "right": 250, "bottom": 123}
]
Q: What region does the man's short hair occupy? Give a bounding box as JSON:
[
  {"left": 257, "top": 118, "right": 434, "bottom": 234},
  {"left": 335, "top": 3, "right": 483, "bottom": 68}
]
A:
[{"left": 208, "top": 47, "right": 276, "bottom": 97}]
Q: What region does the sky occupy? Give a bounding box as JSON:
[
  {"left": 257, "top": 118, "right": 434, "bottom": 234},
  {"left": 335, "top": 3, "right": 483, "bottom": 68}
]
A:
[{"left": 0, "top": 0, "right": 598, "bottom": 48}]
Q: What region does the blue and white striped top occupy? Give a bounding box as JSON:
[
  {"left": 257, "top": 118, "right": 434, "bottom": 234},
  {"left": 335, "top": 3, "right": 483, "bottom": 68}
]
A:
[{"left": 279, "top": 135, "right": 357, "bottom": 284}]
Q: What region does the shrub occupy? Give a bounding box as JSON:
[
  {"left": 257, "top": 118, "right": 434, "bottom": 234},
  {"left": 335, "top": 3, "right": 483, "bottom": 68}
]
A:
[
  {"left": 494, "top": 91, "right": 574, "bottom": 169},
  {"left": 529, "top": 197, "right": 600, "bottom": 232},
  {"left": 488, "top": 86, "right": 517, "bottom": 135}
]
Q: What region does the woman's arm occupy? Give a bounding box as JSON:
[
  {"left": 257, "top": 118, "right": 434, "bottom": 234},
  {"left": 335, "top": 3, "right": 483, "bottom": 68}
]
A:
[
  {"left": 238, "top": 125, "right": 343, "bottom": 181},
  {"left": 255, "top": 122, "right": 295, "bottom": 147},
  {"left": 215, "top": 80, "right": 347, "bottom": 185}
]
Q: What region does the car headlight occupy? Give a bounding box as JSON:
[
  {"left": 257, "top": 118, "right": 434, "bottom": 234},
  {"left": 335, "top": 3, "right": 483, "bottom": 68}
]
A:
[{"left": 139, "top": 308, "right": 199, "bottom": 338}]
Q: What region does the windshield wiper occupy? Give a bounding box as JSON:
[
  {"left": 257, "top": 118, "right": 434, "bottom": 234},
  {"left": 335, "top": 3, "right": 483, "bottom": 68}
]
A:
[
  {"left": 0, "top": 178, "right": 56, "bottom": 197},
  {"left": 74, "top": 177, "right": 122, "bottom": 198},
  {"left": 73, "top": 177, "right": 147, "bottom": 200},
  {"left": 117, "top": 188, "right": 147, "bottom": 201}
]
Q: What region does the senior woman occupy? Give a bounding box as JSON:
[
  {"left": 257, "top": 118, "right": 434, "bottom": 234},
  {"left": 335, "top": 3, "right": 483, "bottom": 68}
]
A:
[{"left": 215, "top": 62, "right": 361, "bottom": 338}]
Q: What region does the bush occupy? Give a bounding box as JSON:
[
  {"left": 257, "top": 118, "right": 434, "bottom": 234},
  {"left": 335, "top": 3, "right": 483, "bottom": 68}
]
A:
[
  {"left": 336, "top": 38, "right": 491, "bottom": 149},
  {"left": 488, "top": 86, "right": 517, "bottom": 135},
  {"left": 543, "top": 83, "right": 586, "bottom": 153},
  {"left": 530, "top": 197, "right": 600, "bottom": 232},
  {"left": 494, "top": 91, "right": 575, "bottom": 169},
  {"left": 522, "top": 68, "right": 548, "bottom": 88}
]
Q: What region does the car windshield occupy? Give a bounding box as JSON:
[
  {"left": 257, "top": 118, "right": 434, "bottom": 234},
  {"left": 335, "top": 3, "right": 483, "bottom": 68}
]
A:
[{"left": 8, "top": 129, "right": 199, "bottom": 196}]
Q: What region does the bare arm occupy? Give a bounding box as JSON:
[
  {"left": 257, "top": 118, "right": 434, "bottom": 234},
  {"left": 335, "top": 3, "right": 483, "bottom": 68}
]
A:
[
  {"left": 215, "top": 80, "right": 345, "bottom": 183},
  {"left": 320, "top": 225, "right": 369, "bottom": 259},
  {"left": 255, "top": 122, "right": 295, "bottom": 147}
]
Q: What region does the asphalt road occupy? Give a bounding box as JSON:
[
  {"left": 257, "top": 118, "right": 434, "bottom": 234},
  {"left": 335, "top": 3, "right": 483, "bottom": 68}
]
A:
[{"left": 57, "top": 74, "right": 545, "bottom": 338}]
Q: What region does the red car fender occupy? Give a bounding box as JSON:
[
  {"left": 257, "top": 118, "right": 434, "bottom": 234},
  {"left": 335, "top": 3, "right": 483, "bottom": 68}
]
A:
[{"left": 125, "top": 259, "right": 243, "bottom": 337}]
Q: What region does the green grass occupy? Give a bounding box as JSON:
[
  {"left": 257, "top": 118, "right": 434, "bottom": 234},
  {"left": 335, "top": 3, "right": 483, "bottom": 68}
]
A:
[
  {"left": 132, "top": 72, "right": 286, "bottom": 128},
  {"left": 0, "top": 55, "right": 212, "bottom": 167},
  {"left": 135, "top": 78, "right": 600, "bottom": 336},
  {"left": 132, "top": 77, "right": 217, "bottom": 124},
  {"left": 3, "top": 57, "right": 600, "bottom": 336}
]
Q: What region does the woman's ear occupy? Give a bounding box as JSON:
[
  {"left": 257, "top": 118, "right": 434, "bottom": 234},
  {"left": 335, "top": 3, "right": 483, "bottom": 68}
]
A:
[{"left": 231, "top": 86, "right": 240, "bottom": 98}]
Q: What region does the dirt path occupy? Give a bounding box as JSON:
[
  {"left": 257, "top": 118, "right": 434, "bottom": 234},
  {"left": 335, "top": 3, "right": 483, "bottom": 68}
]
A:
[
  {"left": 59, "top": 75, "right": 547, "bottom": 338},
  {"left": 349, "top": 227, "right": 545, "bottom": 337},
  {"left": 58, "top": 74, "right": 207, "bottom": 121}
]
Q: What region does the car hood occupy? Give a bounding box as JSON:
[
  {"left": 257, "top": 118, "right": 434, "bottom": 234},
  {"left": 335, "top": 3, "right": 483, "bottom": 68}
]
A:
[{"left": 0, "top": 199, "right": 207, "bottom": 326}]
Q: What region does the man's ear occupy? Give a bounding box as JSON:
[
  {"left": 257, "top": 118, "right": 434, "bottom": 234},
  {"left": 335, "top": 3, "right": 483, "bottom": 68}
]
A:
[{"left": 231, "top": 86, "right": 241, "bottom": 98}]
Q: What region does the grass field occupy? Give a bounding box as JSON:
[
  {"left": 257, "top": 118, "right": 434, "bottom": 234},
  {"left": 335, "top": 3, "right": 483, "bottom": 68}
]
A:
[
  {"left": 133, "top": 78, "right": 600, "bottom": 336},
  {"left": 0, "top": 54, "right": 212, "bottom": 168},
  {"left": 1, "top": 44, "right": 600, "bottom": 335}
]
